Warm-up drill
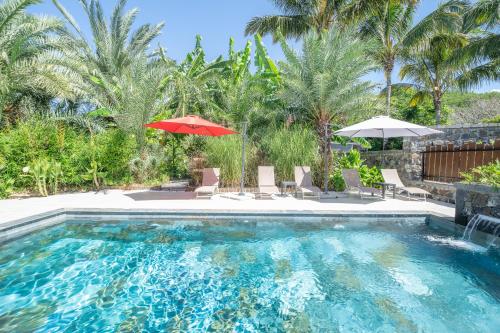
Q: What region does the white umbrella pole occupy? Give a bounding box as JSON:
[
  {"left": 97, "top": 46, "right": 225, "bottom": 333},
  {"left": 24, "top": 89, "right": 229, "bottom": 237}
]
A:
[
  {"left": 382, "top": 130, "right": 385, "bottom": 167},
  {"left": 239, "top": 122, "right": 247, "bottom": 196}
]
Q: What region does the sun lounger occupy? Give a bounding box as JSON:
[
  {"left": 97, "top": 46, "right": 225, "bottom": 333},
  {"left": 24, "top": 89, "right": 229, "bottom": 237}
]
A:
[
  {"left": 295, "top": 166, "right": 321, "bottom": 199},
  {"left": 381, "top": 169, "right": 429, "bottom": 201},
  {"left": 342, "top": 169, "right": 381, "bottom": 199},
  {"left": 195, "top": 168, "right": 220, "bottom": 198},
  {"left": 258, "top": 166, "right": 280, "bottom": 197}
]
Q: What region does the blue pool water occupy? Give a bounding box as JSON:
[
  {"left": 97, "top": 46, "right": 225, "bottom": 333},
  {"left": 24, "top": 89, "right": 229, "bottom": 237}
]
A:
[{"left": 0, "top": 217, "right": 499, "bottom": 332}]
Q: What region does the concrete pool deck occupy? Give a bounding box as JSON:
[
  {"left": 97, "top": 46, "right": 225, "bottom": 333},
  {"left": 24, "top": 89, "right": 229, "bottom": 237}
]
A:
[{"left": 0, "top": 190, "right": 455, "bottom": 228}]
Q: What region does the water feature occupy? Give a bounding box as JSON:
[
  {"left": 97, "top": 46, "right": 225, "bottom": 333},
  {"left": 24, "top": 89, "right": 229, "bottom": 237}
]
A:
[
  {"left": 463, "top": 214, "right": 500, "bottom": 248},
  {"left": 0, "top": 216, "right": 499, "bottom": 332}
]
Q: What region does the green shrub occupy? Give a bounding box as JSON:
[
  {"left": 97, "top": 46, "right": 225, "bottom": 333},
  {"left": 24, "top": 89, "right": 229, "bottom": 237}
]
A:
[
  {"left": 0, "top": 119, "right": 138, "bottom": 196},
  {"left": 27, "top": 158, "right": 61, "bottom": 196},
  {"left": 129, "top": 145, "right": 169, "bottom": 184},
  {"left": 95, "top": 129, "right": 136, "bottom": 184},
  {"left": 461, "top": 160, "right": 500, "bottom": 189},
  {"left": 482, "top": 115, "right": 500, "bottom": 124},
  {"left": 331, "top": 150, "right": 383, "bottom": 191},
  {"left": 205, "top": 135, "right": 256, "bottom": 187},
  {"left": 262, "top": 126, "right": 320, "bottom": 182}
]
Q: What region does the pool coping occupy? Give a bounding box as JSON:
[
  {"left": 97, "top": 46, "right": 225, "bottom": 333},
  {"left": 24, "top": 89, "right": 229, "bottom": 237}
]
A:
[
  {"left": 0, "top": 208, "right": 456, "bottom": 242},
  {"left": 1, "top": 208, "right": 455, "bottom": 230}
]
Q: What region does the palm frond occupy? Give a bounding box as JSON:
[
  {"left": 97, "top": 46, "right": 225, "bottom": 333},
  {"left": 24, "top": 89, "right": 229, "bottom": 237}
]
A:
[
  {"left": 463, "top": 0, "right": 499, "bottom": 30},
  {"left": 456, "top": 60, "right": 500, "bottom": 90},
  {"left": 403, "top": 0, "right": 466, "bottom": 50},
  {"left": 0, "top": 0, "right": 41, "bottom": 35},
  {"left": 245, "top": 15, "right": 310, "bottom": 40}
]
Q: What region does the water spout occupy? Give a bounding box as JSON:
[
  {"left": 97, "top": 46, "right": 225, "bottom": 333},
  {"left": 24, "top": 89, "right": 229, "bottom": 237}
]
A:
[{"left": 462, "top": 214, "right": 500, "bottom": 248}]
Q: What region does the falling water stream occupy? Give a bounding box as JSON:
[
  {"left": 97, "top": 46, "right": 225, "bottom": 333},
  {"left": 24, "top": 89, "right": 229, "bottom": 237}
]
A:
[{"left": 463, "top": 214, "right": 500, "bottom": 248}]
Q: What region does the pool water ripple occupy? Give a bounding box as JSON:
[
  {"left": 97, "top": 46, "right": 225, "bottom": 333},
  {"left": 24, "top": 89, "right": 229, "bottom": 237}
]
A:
[{"left": 0, "top": 218, "right": 499, "bottom": 332}]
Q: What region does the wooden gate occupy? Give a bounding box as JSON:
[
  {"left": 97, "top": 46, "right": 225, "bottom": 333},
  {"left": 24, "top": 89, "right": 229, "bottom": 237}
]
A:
[{"left": 422, "top": 139, "right": 500, "bottom": 183}]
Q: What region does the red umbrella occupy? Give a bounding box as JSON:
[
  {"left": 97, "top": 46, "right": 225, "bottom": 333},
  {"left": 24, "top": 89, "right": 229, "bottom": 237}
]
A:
[{"left": 145, "top": 115, "right": 237, "bottom": 136}]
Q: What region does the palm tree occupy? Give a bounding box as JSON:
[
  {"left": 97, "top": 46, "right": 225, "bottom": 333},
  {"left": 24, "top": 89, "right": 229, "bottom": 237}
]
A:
[
  {"left": 244, "top": 0, "right": 347, "bottom": 40},
  {"left": 52, "top": 0, "right": 164, "bottom": 105},
  {"left": 111, "top": 56, "right": 169, "bottom": 148},
  {"left": 279, "top": 26, "right": 375, "bottom": 191},
  {"left": 399, "top": 0, "right": 468, "bottom": 126},
  {"left": 349, "top": 0, "right": 418, "bottom": 115},
  {"left": 454, "top": 0, "right": 499, "bottom": 90},
  {"left": 52, "top": 0, "right": 167, "bottom": 148},
  {"left": 0, "top": 0, "right": 77, "bottom": 124}
]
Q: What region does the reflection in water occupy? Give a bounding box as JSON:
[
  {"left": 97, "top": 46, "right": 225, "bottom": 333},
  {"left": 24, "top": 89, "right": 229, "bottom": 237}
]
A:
[{"left": 0, "top": 218, "right": 499, "bottom": 332}]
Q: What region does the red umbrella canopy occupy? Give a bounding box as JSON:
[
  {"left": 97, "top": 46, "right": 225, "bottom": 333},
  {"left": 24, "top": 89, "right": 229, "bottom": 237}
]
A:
[{"left": 145, "top": 115, "right": 237, "bottom": 137}]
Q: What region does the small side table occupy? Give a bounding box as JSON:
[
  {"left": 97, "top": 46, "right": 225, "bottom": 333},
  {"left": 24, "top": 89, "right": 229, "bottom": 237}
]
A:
[
  {"left": 280, "top": 181, "right": 297, "bottom": 197},
  {"left": 374, "top": 182, "right": 396, "bottom": 199}
]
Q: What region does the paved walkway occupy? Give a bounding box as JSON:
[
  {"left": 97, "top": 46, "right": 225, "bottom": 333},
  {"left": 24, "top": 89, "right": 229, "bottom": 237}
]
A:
[{"left": 0, "top": 190, "right": 455, "bottom": 227}]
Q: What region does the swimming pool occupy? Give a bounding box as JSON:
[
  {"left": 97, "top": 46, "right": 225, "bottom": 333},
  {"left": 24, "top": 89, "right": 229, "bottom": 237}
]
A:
[{"left": 0, "top": 216, "right": 498, "bottom": 332}]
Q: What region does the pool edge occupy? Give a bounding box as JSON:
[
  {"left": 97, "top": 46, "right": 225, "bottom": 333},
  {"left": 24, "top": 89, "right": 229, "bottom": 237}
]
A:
[{"left": 0, "top": 208, "right": 454, "bottom": 243}]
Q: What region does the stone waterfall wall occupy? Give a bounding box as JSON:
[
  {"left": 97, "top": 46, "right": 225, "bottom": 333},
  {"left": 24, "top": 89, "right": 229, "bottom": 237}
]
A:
[{"left": 455, "top": 183, "right": 500, "bottom": 227}]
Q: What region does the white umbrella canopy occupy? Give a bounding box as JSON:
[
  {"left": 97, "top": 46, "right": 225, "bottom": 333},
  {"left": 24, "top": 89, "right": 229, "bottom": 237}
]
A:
[{"left": 334, "top": 116, "right": 442, "bottom": 138}]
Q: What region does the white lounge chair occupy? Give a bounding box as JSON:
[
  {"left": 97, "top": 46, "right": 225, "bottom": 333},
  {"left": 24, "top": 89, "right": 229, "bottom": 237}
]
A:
[
  {"left": 342, "top": 169, "right": 381, "bottom": 199},
  {"left": 295, "top": 166, "right": 321, "bottom": 199},
  {"left": 195, "top": 168, "right": 220, "bottom": 198},
  {"left": 258, "top": 166, "right": 280, "bottom": 198},
  {"left": 381, "top": 169, "right": 429, "bottom": 201}
]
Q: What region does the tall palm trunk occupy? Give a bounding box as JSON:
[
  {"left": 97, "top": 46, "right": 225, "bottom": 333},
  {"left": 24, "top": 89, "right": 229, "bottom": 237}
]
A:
[
  {"left": 432, "top": 87, "right": 443, "bottom": 126},
  {"left": 316, "top": 114, "right": 331, "bottom": 193},
  {"left": 385, "top": 69, "right": 392, "bottom": 115},
  {"left": 433, "top": 94, "right": 442, "bottom": 126}
]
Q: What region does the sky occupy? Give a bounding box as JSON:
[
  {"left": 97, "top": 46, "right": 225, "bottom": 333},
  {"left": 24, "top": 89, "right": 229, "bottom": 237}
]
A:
[{"left": 29, "top": 0, "right": 499, "bottom": 93}]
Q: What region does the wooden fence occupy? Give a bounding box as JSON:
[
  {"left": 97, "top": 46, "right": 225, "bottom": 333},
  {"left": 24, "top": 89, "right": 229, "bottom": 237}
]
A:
[{"left": 422, "top": 139, "right": 500, "bottom": 183}]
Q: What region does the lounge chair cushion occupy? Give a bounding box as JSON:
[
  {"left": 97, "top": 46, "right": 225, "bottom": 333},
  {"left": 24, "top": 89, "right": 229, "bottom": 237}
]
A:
[
  {"left": 400, "top": 187, "right": 429, "bottom": 195},
  {"left": 299, "top": 186, "right": 322, "bottom": 194},
  {"left": 195, "top": 185, "right": 217, "bottom": 194},
  {"left": 360, "top": 186, "right": 381, "bottom": 195},
  {"left": 342, "top": 169, "right": 381, "bottom": 197},
  {"left": 381, "top": 169, "right": 430, "bottom": 197},
  {"left": 258, "top": 185, "right": 280, "bottom": 194},
  {"left": 258, "top": 166, "right": 276, "bottom": 186},
  {"left": 201, "top": 168, "right": 220, "bottom": 186}
]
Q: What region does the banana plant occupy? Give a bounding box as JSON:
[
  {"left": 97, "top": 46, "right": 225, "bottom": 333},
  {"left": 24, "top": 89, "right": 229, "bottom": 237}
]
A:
[
  {"left": 254, "top": 34, "right": 281, "bottom": 83},
  {"left": 227, "top": 38, "right": 252, "bottom": 84},
  {"left": 30, "top": 159, "right": 50, "bottom": 196},
  {"left": 160, "top": 35, "right": 230, "bottom": 117},
  {"left": 49, "top": 161, "right": 63, "bottom": 194}
]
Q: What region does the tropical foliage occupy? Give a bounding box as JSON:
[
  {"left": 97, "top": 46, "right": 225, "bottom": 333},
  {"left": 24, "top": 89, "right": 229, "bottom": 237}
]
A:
[
  {"left": 245, "top": 0, "right": 348, "bottom": 40},
  {"left": 461, "top": 160, "right": 500, "bottom": 188},
  {"left": 0, "top": 0, "right": 498, "bottom": 198},
  {"left": 204, "top": 136, "right": 257, "bottom": 188},
  {"left": 330, "top": 149, "right": 383, "bottom": 191},
  {"left": 279, "top": 26, "right": 376, "bottom": 189},
  {"left": 456, "top": 0, "right": 499, "bottom": 90},
  {"left": 399, "top": 0, "right": 469, "bottom": 125},
  {"left": 262, "top": 126, "right": 320, "bottom": 182},
  {"left": 350, "top": 0, "right": 418, "bottom": 114},
  {"left": 0, "top": 0, "right": 77, "bottom": 124}
]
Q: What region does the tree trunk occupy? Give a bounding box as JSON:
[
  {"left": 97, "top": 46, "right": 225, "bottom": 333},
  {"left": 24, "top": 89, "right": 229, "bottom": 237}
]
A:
[
  {"left": 385, "top": 71, "right": 392, "bottom": 116},
  {"left": 433, "top": 94, "right": 442, "bottom": 126},
  {"left": 317, "top": 121, "right": 331, "bottom": 193}
]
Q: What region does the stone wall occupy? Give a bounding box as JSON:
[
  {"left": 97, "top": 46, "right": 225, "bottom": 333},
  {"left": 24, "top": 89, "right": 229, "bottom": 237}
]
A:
[
  {"left": 408, "top": 180, "right": 456, "bottom": 203},
  {"left": 362, "top": 150, "right": 420, "bottom": 183},
  {"left": 403, "top": 123, "right": 500, "bottom": 153},
  {"left": 455, "top": 183, "right": 500, "bottom": 227}
]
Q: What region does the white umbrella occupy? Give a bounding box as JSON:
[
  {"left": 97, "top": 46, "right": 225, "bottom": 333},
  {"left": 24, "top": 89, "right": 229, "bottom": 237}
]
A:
[
  {"left": 334, "top": 116, "right": 442, "bottom": 170},
  {"left": 334, "top": 116, "right": 442, "bottom": 139}
]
